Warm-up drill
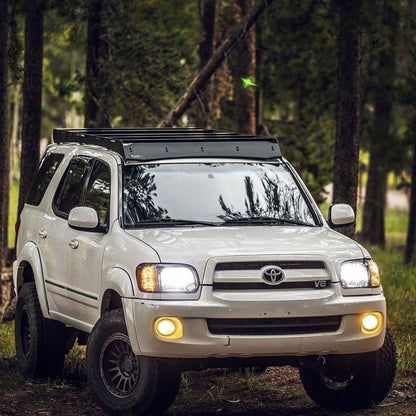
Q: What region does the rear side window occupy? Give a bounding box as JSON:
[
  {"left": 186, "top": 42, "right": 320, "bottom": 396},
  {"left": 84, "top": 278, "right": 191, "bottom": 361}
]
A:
[
  {"left": 54, "top": 157, "right": 93, "bottom": 217},
  {"left": 27, "top": 153, "right": 64, "bottom": 206}
]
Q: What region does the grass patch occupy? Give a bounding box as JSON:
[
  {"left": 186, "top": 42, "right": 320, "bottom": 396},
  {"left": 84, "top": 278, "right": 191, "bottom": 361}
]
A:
[
  {"left": 0, "top": 321, "right": 19, "bottom": 392},
  {"left": 0, "top": 320, "right": 15, "bottom": 359},
  {"left": 370, "top": 242, "right": 416, "bottom": 375},
  {"left": 64, "top": 343, "right": 87, "bottom": 378},
  {"left": 385, "top": 208, "right": 409, "bottom": 239}
]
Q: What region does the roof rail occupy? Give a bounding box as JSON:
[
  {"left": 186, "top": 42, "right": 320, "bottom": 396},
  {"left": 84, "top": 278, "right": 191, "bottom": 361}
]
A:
[{"left": 53, "top": 128, "right": 282, "bottom": 162}]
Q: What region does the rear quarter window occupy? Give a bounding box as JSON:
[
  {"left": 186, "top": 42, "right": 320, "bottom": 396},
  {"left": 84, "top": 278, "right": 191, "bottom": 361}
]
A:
[{"left": 26, "top": 153, "right": 65, "bottom": 206}]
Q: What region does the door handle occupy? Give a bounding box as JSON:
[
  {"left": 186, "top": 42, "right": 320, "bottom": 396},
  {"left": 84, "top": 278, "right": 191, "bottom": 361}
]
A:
[
  {"left": 38, "top": 229, "right": 47, "bottom": 239},
  {"left": 69, "top": 239, "right": 79, "bottom": 249}
]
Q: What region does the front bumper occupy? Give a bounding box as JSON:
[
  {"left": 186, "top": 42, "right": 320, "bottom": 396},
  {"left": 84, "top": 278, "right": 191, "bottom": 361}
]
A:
[{"left": 123, "top": 290, "right": 386, "bottom": 359}]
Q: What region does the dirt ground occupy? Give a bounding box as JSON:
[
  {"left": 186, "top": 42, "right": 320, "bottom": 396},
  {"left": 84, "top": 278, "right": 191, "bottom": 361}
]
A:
[{"left": 0, "top": 363, "right": 415, "bottom": 416}]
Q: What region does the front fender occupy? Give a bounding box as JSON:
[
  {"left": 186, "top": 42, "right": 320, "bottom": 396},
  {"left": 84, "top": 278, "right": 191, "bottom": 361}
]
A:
[
  {"left": 102, "top": 267, "right": 141, "bottom": 354},
  {"left": 14, "top": 242, "right": 51, "bottom": 319},
  {"left": 102, "top": 267, "right": 135, "bottom": 300}
]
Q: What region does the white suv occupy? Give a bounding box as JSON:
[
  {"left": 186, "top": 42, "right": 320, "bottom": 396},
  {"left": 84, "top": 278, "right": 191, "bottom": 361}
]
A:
[{"left": 14, "top": 128, "right": 396, "bottom": 415}]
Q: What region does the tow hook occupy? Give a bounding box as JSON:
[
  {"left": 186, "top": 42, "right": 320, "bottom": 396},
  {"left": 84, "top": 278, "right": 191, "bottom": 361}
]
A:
[{"left": 317, "top": 355, "right": 326, "bottom": 366}]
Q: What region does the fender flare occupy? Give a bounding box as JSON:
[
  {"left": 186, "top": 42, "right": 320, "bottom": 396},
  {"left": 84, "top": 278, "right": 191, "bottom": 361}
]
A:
[{"left": 14, "top": 241, "right": 51, "bottom": 319}]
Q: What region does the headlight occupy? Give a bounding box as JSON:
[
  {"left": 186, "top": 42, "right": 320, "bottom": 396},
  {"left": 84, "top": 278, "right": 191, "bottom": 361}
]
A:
[
  {"left": 340, "top": 259, "right": 381, "bottom": 289},
  {"left": 137, "top": 264, "right": 199, "bottom": 293}
]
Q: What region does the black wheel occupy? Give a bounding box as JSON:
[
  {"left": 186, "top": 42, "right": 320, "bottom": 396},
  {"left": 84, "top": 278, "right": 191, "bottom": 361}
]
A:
[
  {"left": 150, "top": 362, "right": 181, "bottom": 416},
  {"left": 299, "top": 329, "right": 397, "bottom": 411},
  {"left": 15, "top": 282, "right": 67, "bottom": 378},
  {"left": 86, "top": 309, "right": 160, "bottom": 416}
]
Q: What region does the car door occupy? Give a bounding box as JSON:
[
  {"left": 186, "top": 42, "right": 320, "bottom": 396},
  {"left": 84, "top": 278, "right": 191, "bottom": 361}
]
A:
[
  {"left": 42, "top": 156, "right": 111, "bottom": 330},
  {"left": 41, "top": 156, "right": 93, "bottom": 325},
  {"left": 65, "top": 158, "right": 111, "bottom": 328}
]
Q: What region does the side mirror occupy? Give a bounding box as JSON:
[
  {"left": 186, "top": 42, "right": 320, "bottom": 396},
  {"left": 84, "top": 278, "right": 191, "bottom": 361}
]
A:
[
  {"left": 68, "top": 206, "right": 99, "bottom": 230},
  {"left": 328, "top": 203, "right": 355, "bottom": 228}
]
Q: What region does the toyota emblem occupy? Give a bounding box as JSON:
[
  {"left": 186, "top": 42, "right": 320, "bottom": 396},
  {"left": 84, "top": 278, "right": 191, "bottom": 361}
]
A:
[{"left": 262, "top": 265, "right": 285, "bottom": 285}]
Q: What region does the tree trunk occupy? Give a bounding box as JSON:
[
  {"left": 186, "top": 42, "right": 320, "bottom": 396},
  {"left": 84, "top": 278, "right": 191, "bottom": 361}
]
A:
[
  {"left": 197, "top": 0, "right": 217, "bottom": 129},
  {"left": 18, "top": 0, "right": 44, "bottom": 218},
  {"left": 232, "top": 0, "right": 257, "bottom": 134},
  {"left": 84, "top": 0, "right": 111, "bottom": 128},
  {"left": 158, "top": 0, "right": 273, "bottom": 128},
  {"left": 361, "top": 0, "right": 399, "bottom": 246},
  {"left": 0, "top": 0, "right": 11, "bottom": 267},
  {"left": 405, "top": 137, "right": 416, "bottom": 263},
  {"left": 332, "top": 0, "right": 362, "bottom": 239}
]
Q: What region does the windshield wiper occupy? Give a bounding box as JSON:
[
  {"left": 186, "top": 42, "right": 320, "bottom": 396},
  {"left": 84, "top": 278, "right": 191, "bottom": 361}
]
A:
[
  {"left": 221, "top": 217, "right": 315, "bottom": 227},
  {"left": 138, "top": 218, "right": 218, "bottom": 227}
]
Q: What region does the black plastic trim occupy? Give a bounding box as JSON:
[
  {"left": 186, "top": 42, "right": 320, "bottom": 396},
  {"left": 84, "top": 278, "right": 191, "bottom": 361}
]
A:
[{"left": 53, "top": 128, "right": 282, "bottom": 162}]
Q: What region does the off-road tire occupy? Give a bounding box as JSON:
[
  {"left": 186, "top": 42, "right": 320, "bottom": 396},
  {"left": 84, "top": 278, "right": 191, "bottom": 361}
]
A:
[
  {"left": 86, "top": 309, "right": 160, "bottom": 416},
  {"left": 15, "top": 282, "right": 67, "bottom": 378},
  {"left": 299, "top": 328, "right": 397, "bottom": 411}
]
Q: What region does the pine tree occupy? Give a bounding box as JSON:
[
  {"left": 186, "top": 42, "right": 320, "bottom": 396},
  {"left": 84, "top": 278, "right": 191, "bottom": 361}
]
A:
[
  {"left": 197, "top": 0, "right": 217, "bottom": 128},
  {"left": 18, "top": 0, "right": 44, "bottom": 217},
  {"left": 332, "top": 0, "right": 363, "bottom": 238}
]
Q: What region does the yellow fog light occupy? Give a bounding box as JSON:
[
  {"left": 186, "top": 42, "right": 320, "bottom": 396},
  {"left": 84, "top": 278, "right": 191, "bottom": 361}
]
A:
[
  {"left": 154, "top": 317, "right": 183, "bottom": 340},
  {"left": 361, "top": 312, "right": 383, "bottom": 334}
]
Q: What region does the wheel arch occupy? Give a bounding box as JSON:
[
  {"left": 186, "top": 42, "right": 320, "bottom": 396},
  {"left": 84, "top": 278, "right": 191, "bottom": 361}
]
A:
[
  {"left": 101, "top": 289, "right": 123, "bottom": 315},
  {"left": 101, "top": 267, "right": 135, "bottom": 312},
  {"left": 100, "top": 267, "right": 141, "bottom": 354},
  {"left": 14, "top": 242, "right": 51, "bottom": 319}
]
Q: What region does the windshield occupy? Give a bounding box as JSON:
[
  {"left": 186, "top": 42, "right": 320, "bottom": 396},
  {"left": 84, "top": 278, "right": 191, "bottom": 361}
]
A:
[{"left": 122, "top": 163, "right": 318, "bottom": 227}]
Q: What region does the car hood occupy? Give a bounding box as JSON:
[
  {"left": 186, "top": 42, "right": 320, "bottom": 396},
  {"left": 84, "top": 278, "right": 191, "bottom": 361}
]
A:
[{"left": 125, "top": 226, "right": 366, "bottom": 278}]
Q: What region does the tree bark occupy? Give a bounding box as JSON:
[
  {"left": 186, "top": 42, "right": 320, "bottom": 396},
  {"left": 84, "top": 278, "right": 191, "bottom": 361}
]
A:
[
  {"left": 232, "top": 0, "right": 257, "bottom": 134},
  {"left": 158, "top": 0, "right": 273, "bottom": 128},
  {"left": 197, "top": 0, "right": 217, "bottom": 128},
  {"left": 18, "top": 0, "right": 44, "bottom": 218},
  {"left": 0, "top": 0, "right": 11, "bottom": 267},
  {"left": 361, "top": 0, "right": 399, "bottom": 246},
  {"left": 332, "top": 0, "right": 362, "bottom": 239},
  {"left": 84, "top": 0, "right": 111, "bottom": 128}
]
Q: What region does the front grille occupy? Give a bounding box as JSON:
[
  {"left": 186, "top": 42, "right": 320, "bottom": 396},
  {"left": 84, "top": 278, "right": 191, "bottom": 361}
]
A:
[
  {"left": 212, "top": 260, "right": 330, "bottom": 291},
  {"left": 207, "top": 316, "right": 341, "bottom": 336},
  {"left": 215, "top": 261, "right": 326, "bottom": 271},
  {"left": 213, "top": 281, "right": 330, "bottom": 290}
]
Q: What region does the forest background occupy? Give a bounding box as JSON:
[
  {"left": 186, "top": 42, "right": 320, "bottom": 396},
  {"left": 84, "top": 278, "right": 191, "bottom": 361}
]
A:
[{"left": 1, "top": 0, "right": 416, "bottom": 271}]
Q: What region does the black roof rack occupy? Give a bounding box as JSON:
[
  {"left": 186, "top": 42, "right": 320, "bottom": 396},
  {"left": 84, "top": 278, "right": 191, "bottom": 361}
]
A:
[{"left": 53, "top": 128, "right": 282, "bottom": 162}]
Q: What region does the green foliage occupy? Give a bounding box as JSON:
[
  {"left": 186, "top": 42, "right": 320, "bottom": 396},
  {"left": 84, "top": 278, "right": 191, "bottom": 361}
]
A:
[
  {"left": 258, "top": 0, "right": 338, "bottom": 202},
  {"left": 8, "top": 180, "right": 19, "bottom": 247},
  {"left": 0, "top": 321, "right": 15, "bottom": 359},
  {"left": 0, "top": 321, "right": 19, "bottom": 393},
  {"left": 64, "top": 343, "right": 86, "bottom": 378},
  {"left": 42, "top": 7, "right": 85, "bottom": 135},
  {"left": 84, "top": 0, "right": 198, "bottom": 127}
]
